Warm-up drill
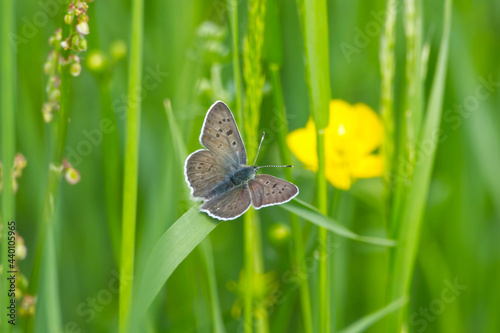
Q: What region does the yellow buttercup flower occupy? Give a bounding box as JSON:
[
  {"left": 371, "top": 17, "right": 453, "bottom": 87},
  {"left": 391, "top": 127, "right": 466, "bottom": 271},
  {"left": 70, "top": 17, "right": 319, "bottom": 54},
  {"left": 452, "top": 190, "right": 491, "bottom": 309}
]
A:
[{"left": 287, "top": 100, "right": 384, "bottom": 190}]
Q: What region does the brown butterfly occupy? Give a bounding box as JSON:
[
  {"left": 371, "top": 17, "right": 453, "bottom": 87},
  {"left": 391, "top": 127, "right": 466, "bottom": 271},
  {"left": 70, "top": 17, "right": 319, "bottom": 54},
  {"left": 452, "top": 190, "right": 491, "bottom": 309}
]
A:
[{"left": 184, "top": 101, "right": 299, "bottom": 220}]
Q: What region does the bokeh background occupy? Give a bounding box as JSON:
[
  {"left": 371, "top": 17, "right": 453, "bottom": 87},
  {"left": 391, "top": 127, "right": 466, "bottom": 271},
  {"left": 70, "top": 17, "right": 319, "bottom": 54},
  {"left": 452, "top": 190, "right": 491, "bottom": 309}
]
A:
[{"left": 2, "top": 0, "right": 500, "bottom": 332}]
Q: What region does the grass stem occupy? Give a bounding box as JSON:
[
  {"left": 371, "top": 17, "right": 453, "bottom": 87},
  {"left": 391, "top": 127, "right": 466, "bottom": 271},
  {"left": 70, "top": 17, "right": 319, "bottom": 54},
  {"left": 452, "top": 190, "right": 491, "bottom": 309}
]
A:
[
  {"left": 1, "top": 0, "right": 16, "bottom": 332},
  {"left": 243, "top": 210, "right": 255, "bottom": 332},
  {"left": 227, "top": 0, "right": 243, "bottom": 125},
  {"left": 269, "top": 64, "right": 313, "bottom": 333},
  {"left": 316, "top": 131, "right": 329, "bottom": 333},
  {"left": 242, "top": 0, "right": 267, "bottom": 331},
  {"left": 119, "top": 0, "right": 144, "bottom": 330},
  {"left": 302, "top": 0, "right": 332, "bottom": 331},
  {"left": 389, "top": 0, "right": 452, "bottom": 329}
]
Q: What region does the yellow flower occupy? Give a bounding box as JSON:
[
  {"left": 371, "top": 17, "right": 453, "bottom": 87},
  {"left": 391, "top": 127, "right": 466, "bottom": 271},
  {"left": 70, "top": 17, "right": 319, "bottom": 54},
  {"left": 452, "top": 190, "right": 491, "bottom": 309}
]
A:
[{"left": 287, "top": 100, "right": 384, "bottom": 190}]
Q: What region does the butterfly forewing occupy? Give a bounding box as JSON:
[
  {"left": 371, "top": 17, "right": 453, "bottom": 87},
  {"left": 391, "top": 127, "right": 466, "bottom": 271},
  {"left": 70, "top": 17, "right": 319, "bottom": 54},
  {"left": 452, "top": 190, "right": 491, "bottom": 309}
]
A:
[
  {"left": 248, "top": 175, "right": 299, "bottom": 209},
  {"left": 200, "top": 101, "right": 247, "bottom": 169},
  {"left": 200, "top": 185, "right": 252, "bottom": 220},
  {"left": 185, "top": 149, "right": 229, "bottom": 199}
]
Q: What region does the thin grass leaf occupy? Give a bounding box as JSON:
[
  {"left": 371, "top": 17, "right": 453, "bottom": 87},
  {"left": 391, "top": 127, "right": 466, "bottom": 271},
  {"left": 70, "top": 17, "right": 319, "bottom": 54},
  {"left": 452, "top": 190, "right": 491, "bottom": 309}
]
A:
[
  {"left": 34, "top": 230, "right": 62, "bottom": 333},
  {"left": 301, "top": 0, "right": 332, "bottom": 331},
  {"left": 0, "top": 0, "right": 16, "bottom": 332},
  {"left": 119, "top": 0, "right": 144, "bottom": 330},
  {"left": 165, "top": 99, "right": 226, "bottom": 333},
  {"left": 449, "top": 22, "right": 500, "bottom": 217},
  {"left": 227, "top": 0, "right": 243, "bottom": 125},
  {"left": 98, "top": 80, "right": 122, "bottom": 266},
  {"left": 29, "top": 12, "right": 77, "bottom": 331},
  {"left": 131, "top": 205, "right": 220, "bottom": 328},
  {"left": 243, "top": 0, "right": 268, "bottom": 331},
  {"left": 281, "top": 199, "right": 396, "bottom": 247},
  {"left": 164, "top": 99, "right": 188, "bottom": 161},
  {"left": 379, "top": 0, "right": 396, "bottom": 185},
  {"left": 389, "top": 0, "right": 452, "bottom": 329},
  {"left": 338, "top": 297, "right": 407, "bottom": 333},
  {"left": 200, "top": 239, "right": 226, "bottom": 333},
  {"left": 268, "top": 64, "right": 313, "bottom": 333}
]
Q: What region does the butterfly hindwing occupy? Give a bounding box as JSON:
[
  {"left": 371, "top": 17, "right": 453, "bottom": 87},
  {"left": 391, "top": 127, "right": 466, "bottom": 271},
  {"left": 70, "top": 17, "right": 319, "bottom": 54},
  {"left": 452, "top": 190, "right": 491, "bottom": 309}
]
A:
[
  {"left": 184, "top": 149, "right": 230, "bottom": 200},
  {"left": 200, "top": 101, "right": 247, "bottom": 169},
  {"left": 200, "top": 185, "right": 252, "bottom": 220},
  {"left": 248, "top": 175, "right": 299, "bottom": 209}
]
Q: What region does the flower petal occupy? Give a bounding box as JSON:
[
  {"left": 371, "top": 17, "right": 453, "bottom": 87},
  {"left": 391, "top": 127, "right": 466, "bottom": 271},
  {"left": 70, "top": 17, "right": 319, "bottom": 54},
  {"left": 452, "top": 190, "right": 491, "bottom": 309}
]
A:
[
  {"left": 350, "top": 103, "right": 383, "bottom": 155},
  {"left": 286, "top": 119, "right": 318, "bottom": 170},
  {"left": 350, "top": 154, "right": 384, "bottom": 179},
  {"left": 326, "top": 163, "right": 352, "bottom": 190}
]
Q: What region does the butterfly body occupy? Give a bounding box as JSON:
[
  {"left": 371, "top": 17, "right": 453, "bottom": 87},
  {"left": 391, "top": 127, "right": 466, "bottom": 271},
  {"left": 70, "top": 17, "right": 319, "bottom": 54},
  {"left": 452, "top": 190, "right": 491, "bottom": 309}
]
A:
[
  {"left": 205, "top": 166, "right": 256, "bottom": 199},
  {"left": 185, "top": 101, "right": 299, "bottom": 220}
]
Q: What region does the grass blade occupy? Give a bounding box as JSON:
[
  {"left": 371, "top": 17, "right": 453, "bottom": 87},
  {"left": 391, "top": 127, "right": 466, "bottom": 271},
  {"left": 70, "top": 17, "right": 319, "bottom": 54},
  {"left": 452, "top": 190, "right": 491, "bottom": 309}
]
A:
[
  {"left": 379, "top": 0, "right": 397, "bottom": 186},
  {"left": 165, "top": 99, "right": 226, "bottom": 332},
  {"left": 227, "top": 0, "right": 243, "bottom": 125},
  {"left": 338, "top": 297, "right": 407, "bottom": 333},
  {"left": 200, "top": 239, "right": 226, "bottom": 333},
  {"left": 302, "top": 0, "right": 332, "bottom": 331},
  {"left": 0, "top": 0, "right": 15, "bottom": 331},
  {"left": 119, "top": 0, "right": 144, "bottom": 330},
  {"left": 281, "top": 199, "right": 396, "bottom": 247},
  {"left": 131, "top": 206, "right": 220, "bottom": 328},
  {"left": 389, "top": 0, "right": 452, "bottom": 329},
  {"left": 34, "top": 230, "right": 62, "bottom": 332},
  {"left": 269, "top": 64, "right": 313, "bottom": 332},
  {"left": 243, "top": 0, "right": 268, "bottom": 331},
  {"left": 98, "top": 80, "right": 123, "bottom": 266}
]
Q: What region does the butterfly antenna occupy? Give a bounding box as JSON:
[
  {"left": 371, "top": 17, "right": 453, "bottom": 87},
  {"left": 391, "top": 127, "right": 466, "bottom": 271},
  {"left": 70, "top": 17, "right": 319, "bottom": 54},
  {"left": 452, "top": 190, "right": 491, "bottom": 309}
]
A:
[
  {"left": 253, "top": 132, "right": 266, "bottom": 166},
  {"left": 256, "top": 165, "right": 293, "bottom": 169}
]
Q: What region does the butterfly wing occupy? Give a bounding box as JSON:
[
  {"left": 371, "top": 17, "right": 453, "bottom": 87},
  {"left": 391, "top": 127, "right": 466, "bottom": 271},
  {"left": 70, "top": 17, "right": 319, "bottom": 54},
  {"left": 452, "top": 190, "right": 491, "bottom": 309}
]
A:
[
  {"left": 200, "top": 101, "right": 247, "bottom": 169},
  {"left": 184, "top": 149, "right": 230, "bottom": 200},
  {"left": 248, "top": 175, "right": 299, "bottom": 209},
  {"left": 200, "top": 185, "right": 252, "bottom": 220}
]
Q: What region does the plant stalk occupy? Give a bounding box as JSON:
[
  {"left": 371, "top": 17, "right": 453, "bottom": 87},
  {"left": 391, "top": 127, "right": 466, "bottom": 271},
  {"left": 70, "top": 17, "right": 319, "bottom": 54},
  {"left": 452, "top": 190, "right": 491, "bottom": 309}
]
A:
[
  {"left": 1, "top": 0, "right": 16, "bottom": 331},
  {"left": 269, "top": 64, "right": 313, "bottom": 333},
  {"left": 119, "top": 0, "right": 144, "bottom": 330}
]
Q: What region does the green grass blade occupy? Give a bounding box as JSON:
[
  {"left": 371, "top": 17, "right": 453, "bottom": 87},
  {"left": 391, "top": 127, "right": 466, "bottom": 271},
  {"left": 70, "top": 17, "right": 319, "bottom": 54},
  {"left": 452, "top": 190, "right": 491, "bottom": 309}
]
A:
[
  {"left": 119, "top": 0, "right": 144, "bottom": 330},
  {"left": 165, "top": 99, "right": 225, "bottom": 332},
  {"left": 0, "top": 0, "right": 15, "bottom": 331},
  {"left": 269, "top": 64, "right": 313, "bottom": 333},
  {"left": 243, "top": 0, "right": 268, "bottom": 331},
  {"left": 34, "top": 230, "right": 62, "bottom": 333},
  {"left": 281, "top": 199, "right": 396, "bottom": 247},
  {"left": 164, "top": 99, "right": 188, "bottom": 163},
  {"left": 303, "top": 0, "right": 331, "bottom": 130},
  {"left": 131, "top": 206, "right": 220, "bottom": 328},
  {"left": 200, "top": 239, "right": 226, "bottom": 333},
  {"left": 379, "top": 0, "right": 396, "bottom": 185},
  {"left": 449, "top": 20, "right": 500, "bottom": 217},
  {"left": 29, "top": 15, "right": 75, "bottom": 332},
  {"left": 98, "top": 81, "right": 122, "bottom": 266},
  {"left": 302, "top": 0, "right": 332, "bottom": 331},
  {"left": 389, "top": 0, "right": 452, "bottom": 329},
  {"left": 338, "top": 297, "right": 407, "bottom": 333},
  {"left": 227, "top": 0, "right": 243, "bottom": 125}
]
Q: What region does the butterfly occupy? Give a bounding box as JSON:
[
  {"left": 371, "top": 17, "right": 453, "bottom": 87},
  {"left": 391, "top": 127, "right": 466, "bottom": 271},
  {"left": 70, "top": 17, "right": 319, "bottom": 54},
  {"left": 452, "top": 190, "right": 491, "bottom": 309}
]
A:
[{"left": 184, "top": 101, "right": 299, "bottom": 220}]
